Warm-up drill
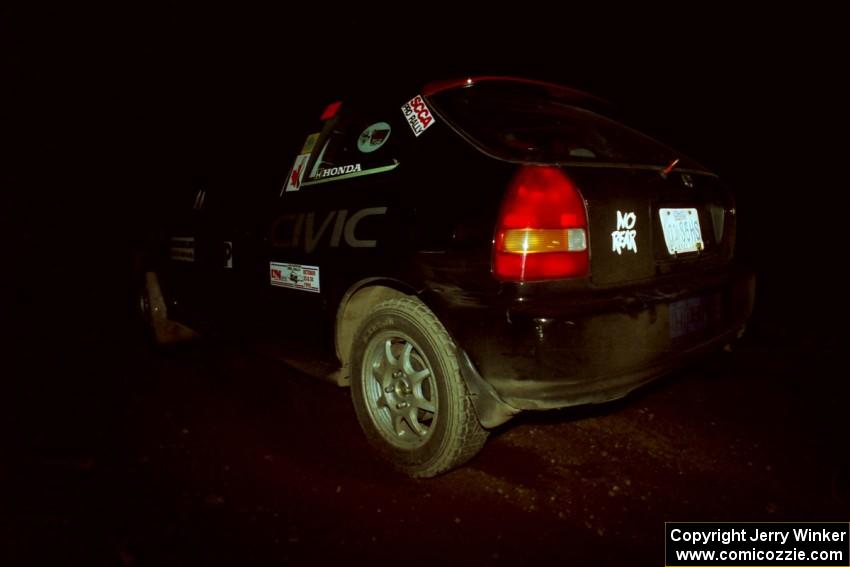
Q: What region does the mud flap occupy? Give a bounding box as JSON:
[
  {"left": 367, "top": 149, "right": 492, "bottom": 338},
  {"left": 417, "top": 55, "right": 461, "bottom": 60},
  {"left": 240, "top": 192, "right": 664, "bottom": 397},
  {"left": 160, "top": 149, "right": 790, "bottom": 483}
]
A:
[{"left": 455, "top": 347, "right": 521, "bottom": 429}]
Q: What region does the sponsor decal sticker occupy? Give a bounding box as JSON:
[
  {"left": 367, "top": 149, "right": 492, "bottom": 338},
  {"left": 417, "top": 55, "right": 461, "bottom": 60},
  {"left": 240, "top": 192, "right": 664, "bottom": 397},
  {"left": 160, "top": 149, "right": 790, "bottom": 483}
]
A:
[
  {"left": 283, "top": 153, "right": 311, "bottom": 193},
  {"left": 169, "top": 236, "right": 195, "bottom": 262},
  {"left": 314, "top": 163, "right": 362, "bottom": 179},
  {"left": 401, "top": 95, "right": 435, "bottom": 137},
  {"left": 302, "top": 160, "right": 399, "bottom": 186},
  {"left": 357, "top": 122, "right": 391, "bottom": 153},
  {"left": 269, "top": 262, "right": 320, "bottom": 293},
  {"left": 301, "top": 133, "right": 319, "bottom": 154},
  {"left": 611, "top": 210, "right": 638, "bottom": 254},
  {"left": 270, "top": 207, "right": 388, "bottom": 252}
]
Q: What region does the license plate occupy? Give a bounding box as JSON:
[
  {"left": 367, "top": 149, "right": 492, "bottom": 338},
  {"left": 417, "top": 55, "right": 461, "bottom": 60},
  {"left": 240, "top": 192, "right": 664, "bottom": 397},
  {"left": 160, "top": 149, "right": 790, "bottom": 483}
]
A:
[
  {"left": 669, "top": 296, "right": 709, "bottom": 339},
  {"left": 659, "top": 208, "right": 704, "bottom": 255}
]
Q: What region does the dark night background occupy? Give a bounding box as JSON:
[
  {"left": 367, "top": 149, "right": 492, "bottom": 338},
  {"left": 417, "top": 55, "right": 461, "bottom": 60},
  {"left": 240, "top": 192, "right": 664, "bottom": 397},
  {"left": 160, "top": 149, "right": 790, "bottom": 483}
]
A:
[{"left": 3, "top": 3, "right": 848, "bottom": 565}]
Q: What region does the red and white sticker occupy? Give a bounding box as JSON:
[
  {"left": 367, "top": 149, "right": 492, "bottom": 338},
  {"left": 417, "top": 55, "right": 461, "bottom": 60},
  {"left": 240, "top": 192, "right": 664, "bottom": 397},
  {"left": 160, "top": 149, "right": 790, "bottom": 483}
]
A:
[
  {"left": 269, "top": 262, "right": 320, "bottom": 293},
  {"left": 283, "top": 153, "right": 311, "bottom": 193},
  {"left": 401, "top": 95, "right": 435, "bottom": 137}
]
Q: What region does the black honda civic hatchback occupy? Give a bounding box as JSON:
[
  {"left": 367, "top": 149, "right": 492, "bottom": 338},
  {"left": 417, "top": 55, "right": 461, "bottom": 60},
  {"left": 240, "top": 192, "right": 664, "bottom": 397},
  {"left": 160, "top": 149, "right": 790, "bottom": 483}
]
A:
[{"left": 140, "top": 76, "right": 755, "bottom": 477}]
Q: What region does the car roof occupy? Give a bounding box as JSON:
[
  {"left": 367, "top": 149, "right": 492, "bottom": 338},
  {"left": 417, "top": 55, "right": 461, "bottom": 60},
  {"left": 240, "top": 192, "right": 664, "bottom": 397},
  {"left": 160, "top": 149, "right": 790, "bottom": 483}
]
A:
[
  {"left": 422, "top": 75, "right": 608, "bottom": 106},
  {"left": 314, "top": 75, "right": 614, "bottom": 122}
]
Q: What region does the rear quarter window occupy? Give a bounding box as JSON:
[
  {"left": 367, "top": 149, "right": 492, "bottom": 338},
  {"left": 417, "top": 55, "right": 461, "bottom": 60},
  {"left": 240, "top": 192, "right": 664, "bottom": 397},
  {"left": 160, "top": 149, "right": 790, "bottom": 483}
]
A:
[{"left": 304, "top": 106, "right": 400, "bottom": 185}]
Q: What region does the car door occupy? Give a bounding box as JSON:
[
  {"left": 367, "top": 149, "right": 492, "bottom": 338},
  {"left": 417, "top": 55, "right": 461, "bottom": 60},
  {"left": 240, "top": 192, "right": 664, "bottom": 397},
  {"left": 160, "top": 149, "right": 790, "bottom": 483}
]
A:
[
  {"left": 159, "top": 177, "right": 217, "bottom": 329},
  {"left": 183, "top": 161, "right": 279, "bottom": 334},
  {"left": 268, "top": 99, "right": 405, "bottom": 343}
]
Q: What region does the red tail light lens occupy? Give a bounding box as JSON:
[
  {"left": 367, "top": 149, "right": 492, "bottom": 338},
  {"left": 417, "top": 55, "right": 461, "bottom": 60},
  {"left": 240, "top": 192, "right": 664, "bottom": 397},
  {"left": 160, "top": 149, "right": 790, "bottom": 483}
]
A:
[{"left": 493, "top": 166, "right": 589, "bottom": 281}]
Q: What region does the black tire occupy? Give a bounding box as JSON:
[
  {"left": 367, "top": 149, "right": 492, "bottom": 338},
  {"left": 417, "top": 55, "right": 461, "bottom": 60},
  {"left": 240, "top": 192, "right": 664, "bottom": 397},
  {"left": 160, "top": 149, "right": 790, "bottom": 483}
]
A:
[{"left": 350, "top": 296, "right": 488, "bottom": 477}]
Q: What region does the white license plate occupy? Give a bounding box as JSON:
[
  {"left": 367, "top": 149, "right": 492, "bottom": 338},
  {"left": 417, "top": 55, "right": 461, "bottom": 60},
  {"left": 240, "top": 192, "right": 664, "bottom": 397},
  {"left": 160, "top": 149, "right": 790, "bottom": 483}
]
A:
[{"left": 659, "top": 208, "right": 704, "bottom": 255}]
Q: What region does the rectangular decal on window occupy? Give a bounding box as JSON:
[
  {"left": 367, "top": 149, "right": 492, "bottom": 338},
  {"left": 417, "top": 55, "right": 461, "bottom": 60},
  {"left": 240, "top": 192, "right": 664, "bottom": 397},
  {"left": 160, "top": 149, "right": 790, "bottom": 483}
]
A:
[
  {"left": 301, "top": 133, "right": 319, "bottom": 154},
  {"left": 283, "top": 153, "right": 311, "bottom": 193},
  {"left": 269, "top": 262, "right": 320, "bottom": 293},
  {"left": 401, "top": 95, "right": 435, "bottom": 137},
  {"left": 169, "top": 237, "right": 195, "bottom": 262}
]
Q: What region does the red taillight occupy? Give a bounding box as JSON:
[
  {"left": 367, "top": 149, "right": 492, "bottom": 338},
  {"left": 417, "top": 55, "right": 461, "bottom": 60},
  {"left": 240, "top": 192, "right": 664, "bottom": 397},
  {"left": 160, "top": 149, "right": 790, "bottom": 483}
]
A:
[{"left": 493, "top": 166, "right": 589, "bottom": 281}]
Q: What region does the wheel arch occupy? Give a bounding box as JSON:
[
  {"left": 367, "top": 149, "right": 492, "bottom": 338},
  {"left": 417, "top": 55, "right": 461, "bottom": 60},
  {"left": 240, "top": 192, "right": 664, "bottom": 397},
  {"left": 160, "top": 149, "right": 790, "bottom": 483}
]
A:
[
  {"left": 334, "top": 279, "right": 519, "bottom": 429},
  {"left": 335, "top": 278, "right": 419, "bottom": 370}
]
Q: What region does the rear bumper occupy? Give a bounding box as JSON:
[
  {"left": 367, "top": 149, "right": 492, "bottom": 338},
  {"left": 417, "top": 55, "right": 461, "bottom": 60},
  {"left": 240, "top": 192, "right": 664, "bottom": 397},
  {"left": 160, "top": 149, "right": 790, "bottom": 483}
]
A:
[{"left": 440, "top": 263, "right": 755, "bottom": 411}]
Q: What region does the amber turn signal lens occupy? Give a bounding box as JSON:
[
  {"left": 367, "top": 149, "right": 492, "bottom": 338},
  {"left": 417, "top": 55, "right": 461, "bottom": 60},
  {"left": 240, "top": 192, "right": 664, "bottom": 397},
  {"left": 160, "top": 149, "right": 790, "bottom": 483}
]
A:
[{"left": 501, "top": 228, "right": 587, "bottom": 254}]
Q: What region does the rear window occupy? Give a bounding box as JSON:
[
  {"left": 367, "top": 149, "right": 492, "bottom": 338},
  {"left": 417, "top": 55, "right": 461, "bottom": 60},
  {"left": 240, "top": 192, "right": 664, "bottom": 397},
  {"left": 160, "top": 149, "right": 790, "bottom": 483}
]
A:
[{"left": 427, "top": 81, "right": 702, "bottom": 169}]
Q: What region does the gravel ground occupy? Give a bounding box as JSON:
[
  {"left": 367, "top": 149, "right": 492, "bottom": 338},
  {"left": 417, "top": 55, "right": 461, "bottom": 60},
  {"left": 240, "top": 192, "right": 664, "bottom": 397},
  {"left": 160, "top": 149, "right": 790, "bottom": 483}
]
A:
[{"left": 4, "top": 330, "right": 846, "bottom": 565}]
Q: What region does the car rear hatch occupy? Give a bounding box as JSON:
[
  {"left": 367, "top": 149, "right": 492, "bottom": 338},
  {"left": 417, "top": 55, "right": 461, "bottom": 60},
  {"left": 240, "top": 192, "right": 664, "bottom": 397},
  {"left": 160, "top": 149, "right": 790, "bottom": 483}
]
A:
[
  {"left": 570, "top": 165, "right": 735, "bottom": 287},
  {"left": 425, "top": 76, "right": 736, "bottom": 289}
]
